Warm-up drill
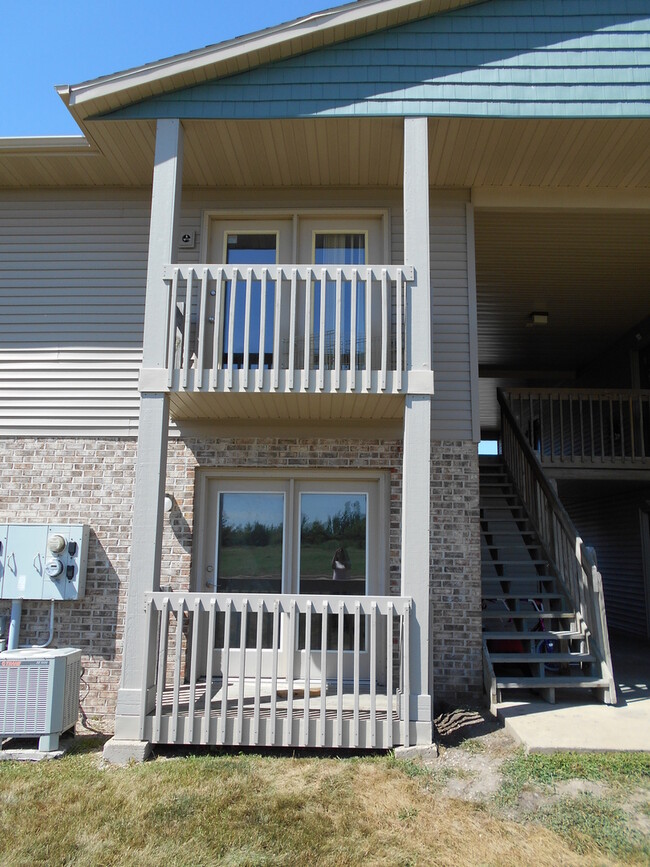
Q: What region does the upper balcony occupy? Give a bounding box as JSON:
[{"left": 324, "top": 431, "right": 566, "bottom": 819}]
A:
[{"left": 139, "top": 262, "right": 428, "bottom": 422}]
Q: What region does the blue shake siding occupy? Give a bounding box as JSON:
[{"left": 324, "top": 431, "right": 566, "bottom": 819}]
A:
[{"left": 101, "top": 0, "right": 650, "bottom": 120}]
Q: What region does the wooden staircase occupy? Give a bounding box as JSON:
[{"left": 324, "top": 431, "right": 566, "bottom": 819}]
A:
[{"left": 480, "top": 455, "right": 614, "bottom": 709}]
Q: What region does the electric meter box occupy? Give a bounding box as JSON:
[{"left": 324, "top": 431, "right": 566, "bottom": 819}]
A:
[{"left": 0, "top": 524, "right": 89, "bottom": 602}]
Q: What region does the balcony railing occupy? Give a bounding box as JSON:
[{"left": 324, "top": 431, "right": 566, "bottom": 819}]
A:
[
  {"left": 139, "top": 592, "right": 412, "bottom": 750},
  {"left": 160, "top": 264, "right": 413, "bottom": 395},
  {"left": 504, "top": 388, "right": 650, "bottom": 468}
]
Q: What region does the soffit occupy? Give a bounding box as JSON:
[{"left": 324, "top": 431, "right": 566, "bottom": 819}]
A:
[
  {"left": 2, "top": 117, "right": 649, "bottom": 190},
  {"left": 475, "top": 208, "right": 650, "bottom": 374}
]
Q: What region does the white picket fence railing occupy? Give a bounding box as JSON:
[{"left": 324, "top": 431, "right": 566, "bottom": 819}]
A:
[
  {"left": 505, "top": 388, "right": 650, "bottom": 466},
  {"left": 162, "top": 264, "right": 413, "bottom": 395},
  {"left": 139, "top": 592, "right": 412, "bottom": 749}
]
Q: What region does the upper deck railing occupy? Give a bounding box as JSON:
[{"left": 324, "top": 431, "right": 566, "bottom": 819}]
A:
[
  {"left": 504, "top": 388, "right": 650, "bottom": 468},
  {"left": 155, "top": 263, "right": 414, "bottom": 396}
]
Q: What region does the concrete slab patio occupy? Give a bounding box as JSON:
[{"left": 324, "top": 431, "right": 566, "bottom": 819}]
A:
[{"left": 496, "top": 633, "right": 650, "bottom": 753}]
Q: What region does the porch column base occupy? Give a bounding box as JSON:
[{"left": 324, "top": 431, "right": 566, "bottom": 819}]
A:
[
  {"left": 407, "top": 692, "right": 433, "bottom": 745},
  {"left": 409, "top": 719, "right": 434, "bottom": 746},
  {"left": 103, "top": 737, "right": 151, "bottom": 765}
]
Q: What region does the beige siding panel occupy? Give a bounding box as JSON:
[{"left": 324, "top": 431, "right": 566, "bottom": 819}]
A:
[
  {"left": 429, "top": 198, "right": 473, "bottom": 440},
  {"left": 0, "top": 186, "right": 475, "bottom": 437},
  {"left": 0, "top": 190, "right": 150, "bottom": 436}
]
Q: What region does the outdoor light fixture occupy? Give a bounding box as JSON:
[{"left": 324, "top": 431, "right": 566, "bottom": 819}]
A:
[
  {"left": 163, "top": 495, "right": 174, "bottom": 513},
  {"left": 527, "top": 311, "right": 549, "bottom": 327}
]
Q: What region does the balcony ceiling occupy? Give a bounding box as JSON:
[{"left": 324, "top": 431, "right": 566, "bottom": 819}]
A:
[
  {"left": 475, "top": 207, "right": 650, "bottom": 428},
  {"left": 1, "top": 117, "right": 649, "bottom": 190}
]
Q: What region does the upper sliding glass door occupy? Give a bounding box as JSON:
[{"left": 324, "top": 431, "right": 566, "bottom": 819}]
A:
[
  {"left": 208, "top": 219, "right": 292, "bottom": 370},
  {"left": 298, "top": 218, "right": 383, "bottom": 372},
  {"left": 312, "top": 232, "right": 367, "bottom": 370}
]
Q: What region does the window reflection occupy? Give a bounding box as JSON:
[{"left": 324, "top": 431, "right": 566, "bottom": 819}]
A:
[
  {"left": 216, "top": 492, "right": 283, "bottom": 649},
  {"left": 223, "top": 233, "right": 277, "bottom": 368},
  {"left": 299, "top": 493, "right": 367, "bottom": 651},
  {"left": 312, "top": 233, "right": 367, "bottom": 370}
]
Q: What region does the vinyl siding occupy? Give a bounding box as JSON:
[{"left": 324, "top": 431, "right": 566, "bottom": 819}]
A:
[
  {"left": 104, "top": 0, "right": 650, "bottom": 122},
  {"left": 431, "top": 197, "right": 474, "bottom": 440},
  {"left": 561, "top": 484, "right": 650, "bottom": 638},
  {"left": 0, "top": 188, "right": 476, "bottom": 439},
  {"left": 0, "top": 190, "right": 150, "bottom": 436}
]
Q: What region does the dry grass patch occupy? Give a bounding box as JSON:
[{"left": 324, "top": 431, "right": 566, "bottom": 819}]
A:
[{"left": 0, "top": 740, "right": 618, "bottom": 866}]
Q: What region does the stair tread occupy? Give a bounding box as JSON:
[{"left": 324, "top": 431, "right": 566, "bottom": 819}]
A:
[
  {"left": 495, "top": 676, "right": 609, "bottom": 688},
  {"left": 482, "top": 559, "right": 548, "bottom": 565},
  {"left": 483, "top": 630, "right": 584, "bottom": 640},
  {"left": 488, "top": 653, "right": 595, "bottom": 663},
  {"left": 482, "top": 577, "right": 557, "bottom": 584},
  {"left": 481, "top": 530, "right": 536, "bottom": 535},
  {"left": 483, "top": 611, "right": 575, "bottom": 619},
  {"left": 482, "top": 593, "right": 564, "bottom": 600}
]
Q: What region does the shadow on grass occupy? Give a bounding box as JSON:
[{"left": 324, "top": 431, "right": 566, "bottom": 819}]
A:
[{"left": 435, "top": 706, "right": 504, "bottom": 748}]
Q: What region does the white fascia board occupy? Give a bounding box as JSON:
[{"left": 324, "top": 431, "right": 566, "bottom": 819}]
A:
[
  {"left": 64, "top": 0, "right": 465, "bottom": 111},
  {"left": 0, "top": 135, "right": 90, "bottom": 154}
]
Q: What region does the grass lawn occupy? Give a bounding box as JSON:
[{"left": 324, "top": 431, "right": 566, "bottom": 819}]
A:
[{"left": 1, "top": 737, "right": 648, "bottom": 866}]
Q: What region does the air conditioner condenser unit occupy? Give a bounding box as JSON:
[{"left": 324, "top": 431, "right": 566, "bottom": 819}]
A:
[{"left": 0, "top": 647, "right": 82, "bottom": 752}]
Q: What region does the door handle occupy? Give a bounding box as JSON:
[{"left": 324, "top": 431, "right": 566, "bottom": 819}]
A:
[
  {"left": 8, "top": 552, "right": 17, "bottom": 574},
  {"left": 33, "top": 553, "right": 43, "bottom": 574}
]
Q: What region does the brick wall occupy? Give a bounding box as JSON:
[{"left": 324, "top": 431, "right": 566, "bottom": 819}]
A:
[
  {"left": 0, "top": 438, "right": 136, "bottom": 719},
  {"left": 430, "top": 441, "right": 482, "bottom": 707},
  {"left": 0, "top": 434, "right": 482, "bottom": 721},
  {"left": 162, "top": 436, "right": 404, "bottom": 596}
]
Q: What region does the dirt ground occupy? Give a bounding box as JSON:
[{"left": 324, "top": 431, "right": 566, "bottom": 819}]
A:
[{"left": 423, "top": 708, "right": 650, "bottom": 841}]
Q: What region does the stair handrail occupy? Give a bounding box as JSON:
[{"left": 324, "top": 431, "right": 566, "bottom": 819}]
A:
[{"left": 497, "top": 388, "right": 616, "bottom": 702}]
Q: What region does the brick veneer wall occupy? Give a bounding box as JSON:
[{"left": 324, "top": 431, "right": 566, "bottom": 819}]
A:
[
  {"left": 0, "top": 438, "right": 136, "bottom": 718},
  {"left": 430, "top": 441, "right": 482, "bottom": 706},
  {"left": 0, "top": 434, "right": 482, "bottom": 721},
  {"left": 162, "top": 436, "right": 404, "bottom": 597}
]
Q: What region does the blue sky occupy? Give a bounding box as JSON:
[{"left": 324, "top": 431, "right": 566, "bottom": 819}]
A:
[{"left": 2, "top": 0, "right": 336, "bottom": 137}]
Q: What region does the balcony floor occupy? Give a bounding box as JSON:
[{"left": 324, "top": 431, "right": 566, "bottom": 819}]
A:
[{"left": 145, "top": 677, "right": 402, "bottom": 749}]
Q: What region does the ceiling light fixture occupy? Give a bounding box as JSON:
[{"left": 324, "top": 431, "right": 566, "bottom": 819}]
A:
[{"left": 527, "top": 311, "right": 549, "bottom": 327}]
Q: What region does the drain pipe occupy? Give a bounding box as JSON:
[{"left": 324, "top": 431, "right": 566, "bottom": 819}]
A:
[
  {"left": 27, "top": 601, "right": 55, "bottom": 649},
  {"left": 7, "top": 599, "right": 22, "bottom": 650}
]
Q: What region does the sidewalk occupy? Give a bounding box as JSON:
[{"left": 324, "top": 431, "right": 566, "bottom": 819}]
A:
[{"left": 496, "top": 633, "right": 650, "bottom": 753}]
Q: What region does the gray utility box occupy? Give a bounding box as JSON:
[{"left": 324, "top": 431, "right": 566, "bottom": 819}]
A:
[
  {"left": 0, "top": 648, "right": 82, "bottom": 751},
  {"left": 0, "top": 524, "right": 89, "bottom": 602}
]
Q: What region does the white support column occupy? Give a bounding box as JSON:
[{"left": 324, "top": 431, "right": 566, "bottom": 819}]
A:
[
  {"left": 111, "top": 119, "right": 183, "bottom": 746},
  {"left": 401, "top": 117, "right": 433, "bottom": 744}
]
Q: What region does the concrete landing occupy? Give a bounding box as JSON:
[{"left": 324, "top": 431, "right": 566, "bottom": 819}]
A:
[{"left": 496, "top": 634, "right": 650, "bottom": 753}]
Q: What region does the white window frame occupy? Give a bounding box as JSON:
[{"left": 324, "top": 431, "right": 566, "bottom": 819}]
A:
[{"left": 200, "top": 208, "right": 391, "bottom": 264}]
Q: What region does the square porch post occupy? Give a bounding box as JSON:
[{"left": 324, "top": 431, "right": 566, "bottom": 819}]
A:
[
  {"left": 107, "top": 119, "right": 183, "bottom": 755},
  {"left": 401, "top": 116, "right": 433, "bottom": 745}
]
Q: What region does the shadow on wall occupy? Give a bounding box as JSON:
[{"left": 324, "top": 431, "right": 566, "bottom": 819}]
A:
[{"left": 167, "top": 495, "right": 193, "bottom": 556}]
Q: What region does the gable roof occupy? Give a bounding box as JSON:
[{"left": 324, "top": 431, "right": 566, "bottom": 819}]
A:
[
  {"left": 98, "top": 0, "right": 650, "bottom": 122},
  {"left": 58, "top": 0, "right": 479, "bottom": 129},
  {"left": 1, "top": 0, "right": 648, "bottom": 191}
]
